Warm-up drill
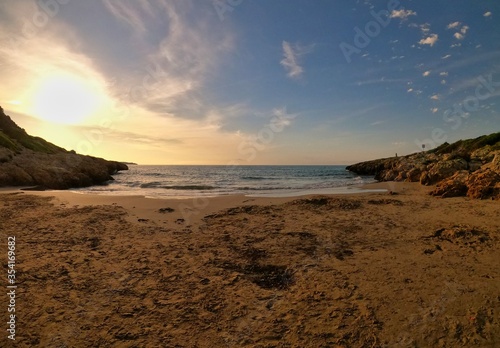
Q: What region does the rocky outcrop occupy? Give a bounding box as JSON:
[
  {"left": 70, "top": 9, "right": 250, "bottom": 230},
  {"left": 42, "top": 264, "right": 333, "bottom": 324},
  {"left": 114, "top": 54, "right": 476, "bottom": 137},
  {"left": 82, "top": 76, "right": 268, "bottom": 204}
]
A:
[
  {"left": 347, "top": 132, "right": 500, "bottom": 200},
  {"left": 0, "top": 106, "right": 128, "bottom": 189},
  {"left": 430, "top": 171, "right": 469, "bottom": 198}
]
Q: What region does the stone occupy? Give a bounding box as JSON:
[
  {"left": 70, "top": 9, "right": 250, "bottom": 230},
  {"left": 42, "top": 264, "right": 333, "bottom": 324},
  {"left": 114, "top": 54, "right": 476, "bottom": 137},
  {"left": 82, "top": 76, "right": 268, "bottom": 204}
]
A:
[
  {"left": 466, "top": 169, "right": 500, "bottom": 200},
  {"left": 430, "top": 170, "right": 469, "bottom": 198}
]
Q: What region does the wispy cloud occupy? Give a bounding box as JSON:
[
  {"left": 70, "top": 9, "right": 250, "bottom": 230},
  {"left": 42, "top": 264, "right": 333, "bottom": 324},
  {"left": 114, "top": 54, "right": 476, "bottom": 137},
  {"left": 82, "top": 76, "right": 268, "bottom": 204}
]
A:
[
  {"left": 280, "top": 41, "right": 311, "bottom": 79},
  {"left": 447, "top": 21, "right": 461, "bottom": 30},
  {"left": 100, "top": 1, "right": 235, "bottom": 119},
  {"left": 442, "top": 54, "right": 451, "bottom": 59},
  {"left": 353, "top": 77, "right": 410, "bottom": 86},
  {"left": 370, "top": 120, "right": 386, "bottom": 126},
  {"left": 271, "top": 107, "right": 296, "bottom": 128},
  {"left": 102, "top": 0, "right": 149, "bottom": 34},
  {"left": 419, "top": 23, "right": 431, "bottom": 34},
  {"left": 419, "top": 34, "right": 438, "bottom": 46}
]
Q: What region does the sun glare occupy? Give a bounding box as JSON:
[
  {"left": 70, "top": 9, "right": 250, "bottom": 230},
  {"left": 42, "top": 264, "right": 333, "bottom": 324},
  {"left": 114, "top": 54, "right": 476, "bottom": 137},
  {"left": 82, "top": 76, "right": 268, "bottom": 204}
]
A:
[{"left": 32, "top": 74, "right": 102, "bottom": 125}]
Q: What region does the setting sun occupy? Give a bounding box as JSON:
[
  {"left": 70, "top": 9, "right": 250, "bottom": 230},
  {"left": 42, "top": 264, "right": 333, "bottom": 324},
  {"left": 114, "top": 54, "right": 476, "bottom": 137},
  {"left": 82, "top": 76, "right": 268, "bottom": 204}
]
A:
[{"left": 32, "top": 74, "right": 102, "bottom": 125}]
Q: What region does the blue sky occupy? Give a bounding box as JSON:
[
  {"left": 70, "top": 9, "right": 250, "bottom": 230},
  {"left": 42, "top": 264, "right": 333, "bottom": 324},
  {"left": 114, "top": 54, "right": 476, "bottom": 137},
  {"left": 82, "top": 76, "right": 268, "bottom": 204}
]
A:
[{"left": 0, "top": 0, "right": 499, "bottom": 164}]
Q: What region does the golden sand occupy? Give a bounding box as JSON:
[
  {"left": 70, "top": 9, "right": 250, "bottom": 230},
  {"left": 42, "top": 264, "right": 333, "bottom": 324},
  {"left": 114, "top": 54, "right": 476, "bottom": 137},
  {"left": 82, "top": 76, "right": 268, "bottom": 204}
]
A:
[{"left": 1, "top": 182, "right": 499, "bottom": 347}]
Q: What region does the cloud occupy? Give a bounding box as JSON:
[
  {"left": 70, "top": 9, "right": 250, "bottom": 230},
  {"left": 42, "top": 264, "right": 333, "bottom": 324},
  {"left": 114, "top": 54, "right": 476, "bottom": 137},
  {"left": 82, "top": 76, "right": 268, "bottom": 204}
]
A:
[
  {"left": 431, "top": 108, "right": 439, "bottom": 113},
  {"left": 392, "top": 141, "right": 407, "bottom": 146},
  {"left": 484, "top": 11, "right": 492, "bottom": 17},
  {"left": 102, "top": 0, "right": 149, "bottom": 34},
  {"left": 447, "top": 21, "right": 461, "bottom": 29},
  {"left": 407, "top": 88, "right": 423, "bottom": 95},
  {"left": 271, "top": 107, "right": 296, "bottom": 128},
  {"left": 0, "top": 0, "right": 261, "bottom": 164},
  {"left": 370, "top": 120, "right": 386, "bottom": 126},
  {"left": 98, "top": 1, "right": 235, "bottom": 119},
  {"left": 447, "top": 23, "right": 469, "bottom": 40},
  {"left": 440, "top": 71, "right": 448, "bottom": 76},
  {"left": 280, "top": 41, "right": 313, "bottom": 79},
  {"left": 442, "top": 54, "right": 452, "bottom": 59},
  {"left": 430, "top": 94, "right": 440, "bottom": 100},
  {"left": 419, "top": 34, "right": 438, "bottom": 46},
  {"left": 420, "top": 23, "right": 431, "bottom": 34},
  {"left": 423, "top": 71, "right": 431, "bottom": 77},
  {"left": 390, "top": 9, "right": 417, "bottom": 20},
  {"left": 354, "top": 77, "right": 410, "bottom": 86}
]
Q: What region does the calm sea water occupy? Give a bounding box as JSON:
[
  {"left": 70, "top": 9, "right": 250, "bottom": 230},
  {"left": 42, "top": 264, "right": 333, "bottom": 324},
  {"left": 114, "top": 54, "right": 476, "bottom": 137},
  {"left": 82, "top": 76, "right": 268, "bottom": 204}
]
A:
[{"left": 74, "top": 165, "right": 379, "bottom": 198}]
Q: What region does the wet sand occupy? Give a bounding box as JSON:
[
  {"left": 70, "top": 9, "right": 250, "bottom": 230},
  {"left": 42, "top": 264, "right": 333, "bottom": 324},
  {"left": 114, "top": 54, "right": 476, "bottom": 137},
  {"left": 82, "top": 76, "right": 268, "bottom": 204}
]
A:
[{"left": 1, "top": 182, "right": 499, "bottom": 347}]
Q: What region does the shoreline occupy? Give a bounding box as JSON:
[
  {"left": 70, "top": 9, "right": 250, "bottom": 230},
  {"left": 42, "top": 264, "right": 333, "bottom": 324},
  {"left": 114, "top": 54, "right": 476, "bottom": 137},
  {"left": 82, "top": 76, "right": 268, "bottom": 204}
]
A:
[{"left": 0, "top": 182, "right": 403, "bottom": 228}]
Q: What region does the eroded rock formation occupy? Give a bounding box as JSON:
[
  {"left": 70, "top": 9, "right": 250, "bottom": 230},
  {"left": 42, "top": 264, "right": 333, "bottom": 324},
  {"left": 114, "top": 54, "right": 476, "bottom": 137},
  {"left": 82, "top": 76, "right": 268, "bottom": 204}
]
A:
[{"left": 347, "top": 133, "right": 500, "bottom": 200}]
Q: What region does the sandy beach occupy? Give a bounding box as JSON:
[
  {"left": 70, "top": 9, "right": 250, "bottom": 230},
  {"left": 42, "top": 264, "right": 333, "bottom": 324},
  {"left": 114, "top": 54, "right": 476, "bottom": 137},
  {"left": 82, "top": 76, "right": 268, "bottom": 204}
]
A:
[{"left": 1, "top": 183, "right": 499, "bottom": 347}]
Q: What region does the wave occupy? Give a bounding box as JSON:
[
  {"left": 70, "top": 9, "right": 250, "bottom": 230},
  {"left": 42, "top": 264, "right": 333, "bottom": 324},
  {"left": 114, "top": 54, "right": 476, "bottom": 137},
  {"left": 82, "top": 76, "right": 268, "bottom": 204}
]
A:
[
  {"left": 140, "top": 182, "right": 163, "bottom": 188},
  {"left": 234, "top": 186, "right": 290, "bottom": 191},
  {"left": 161, "top": 185, "right": 216, "bottom": 190},
  {"left": 240, "top": 176, "right": 279, "bottom": 180}
]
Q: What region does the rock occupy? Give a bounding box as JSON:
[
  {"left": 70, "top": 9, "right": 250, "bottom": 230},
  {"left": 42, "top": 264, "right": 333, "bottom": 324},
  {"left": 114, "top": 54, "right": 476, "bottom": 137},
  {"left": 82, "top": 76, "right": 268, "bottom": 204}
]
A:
[
  {"left": 347, "top": 157, "right": 399, "bottom": 177},
  {"left": 347, "top": 131, "right": 500, "bottom": 199},
  {"left": 421, "top": 159, "right": 468, "bottom": 185},
  {"left": 470, "top": 145, "right": 495, "bottom": 163},
  {"left": 466, "top": 169, "right": 500, "bottom": 200},
  {"left": 406, "top": 167, "right": 423, "bottom": 182},
  {"left": 430, "top": 170, "right": 469, "bottom": 198},
  {"left": 491, "top": 151, "right": 500, "bottom": 171},
  {"left": 468, "top": 160, "right": 483, "bottom": 172},
  {"left": 0, "top": 107, "right": 128, "bottom": 189}
]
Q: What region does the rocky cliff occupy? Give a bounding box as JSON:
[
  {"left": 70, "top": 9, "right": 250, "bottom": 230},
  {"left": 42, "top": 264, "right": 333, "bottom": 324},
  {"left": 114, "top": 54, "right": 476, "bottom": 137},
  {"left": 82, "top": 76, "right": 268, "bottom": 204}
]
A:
[
  {"left": 347, "top": 132, "right": 500, "bottom": 200},
  {"left": 0, "top": 106, "right": 128, "bottom": 189}
]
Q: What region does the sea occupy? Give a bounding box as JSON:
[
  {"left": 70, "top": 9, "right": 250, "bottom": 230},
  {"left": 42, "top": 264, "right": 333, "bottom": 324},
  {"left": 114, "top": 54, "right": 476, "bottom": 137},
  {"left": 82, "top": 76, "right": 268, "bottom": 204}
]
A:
[{"left": 74, "top": 165, "right": 382, "bottom": 198}]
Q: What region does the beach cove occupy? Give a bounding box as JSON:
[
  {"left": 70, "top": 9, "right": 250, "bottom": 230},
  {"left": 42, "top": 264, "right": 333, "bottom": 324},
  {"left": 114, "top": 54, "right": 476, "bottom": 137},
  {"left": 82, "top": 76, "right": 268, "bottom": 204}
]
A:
[{"left": 1, "top": 182, "right": 499, "bottom": 347}]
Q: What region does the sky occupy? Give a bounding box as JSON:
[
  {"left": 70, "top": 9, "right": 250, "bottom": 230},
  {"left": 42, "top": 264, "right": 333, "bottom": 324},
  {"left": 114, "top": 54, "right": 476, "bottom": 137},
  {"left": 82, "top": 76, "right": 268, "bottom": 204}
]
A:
[{"left": 0, "top": 0, "right": 499, "bottom": 165}]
